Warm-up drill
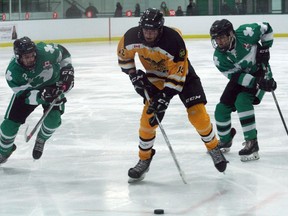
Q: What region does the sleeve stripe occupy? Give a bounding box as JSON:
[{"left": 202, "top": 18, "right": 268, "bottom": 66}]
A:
[
  {"left": 119, "top": 62, "right": 135, "bottom": 70},
  {"left": 262, "top": 32, "right": 273, "bottom": 42},
  {"left": 165, "top": 82, "right": 183, "bottom": 92}
]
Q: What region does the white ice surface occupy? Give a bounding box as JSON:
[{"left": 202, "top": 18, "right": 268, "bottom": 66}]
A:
[{"left": 0, "top": 39, "right": 288, "bottom": 216}]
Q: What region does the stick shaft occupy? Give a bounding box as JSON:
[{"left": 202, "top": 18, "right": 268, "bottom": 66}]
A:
[
  {"left": 144, "top": 90, "right": 187, "bottom": 184},
  {"left": 262, "top": 64, "right": 288, "bottom": 135},
  {"left": 271, "top": 90, "right": 288, "bottom": 135},
  {"left": 25, "top": 95, "right": 61, "bottom": 142}
]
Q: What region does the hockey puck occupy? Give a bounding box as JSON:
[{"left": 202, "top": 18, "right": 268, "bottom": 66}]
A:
[{"left": 154, "top": 209, "right": 164, "bottom": 214}]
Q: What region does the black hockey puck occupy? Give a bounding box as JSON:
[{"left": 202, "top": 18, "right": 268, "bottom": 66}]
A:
[{"left": 154, "top": 209, "right": 164, "bottom": 214}]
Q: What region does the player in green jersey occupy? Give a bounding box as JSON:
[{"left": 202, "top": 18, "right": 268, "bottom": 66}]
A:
[
  {"left": 0, "top": 36, "right": 74, "bottom": 164},
  {"left": 210, "top": 19, "right": 277, "bottom": 162}
]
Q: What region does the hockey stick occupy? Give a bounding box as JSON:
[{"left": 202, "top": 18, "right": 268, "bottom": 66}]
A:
[
  {"left": 262, "top": 64, "right": 288, "bottom": 135},
  {"left": 271, "top": 90, "right": 288, "bottom": 135},
  {"left": 144, "top": 90, "right": 187, "bottom": 184},
  {"left": 25, "top": 90, "right": 64, "bottom": 142}
]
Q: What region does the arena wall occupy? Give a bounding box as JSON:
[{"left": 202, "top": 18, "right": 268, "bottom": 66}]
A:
[{"left": 0, "top": 15, "right": 287, "bottom": 47}]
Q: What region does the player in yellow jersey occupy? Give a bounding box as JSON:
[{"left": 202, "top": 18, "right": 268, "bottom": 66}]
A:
[{"left": 117, "top": 8, "right": 227, "bottom": 182}]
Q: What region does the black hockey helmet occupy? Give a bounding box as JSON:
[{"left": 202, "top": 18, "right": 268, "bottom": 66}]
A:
[
  {"left": 210, "top": 19, "right": 234, "bottom": 39},
  {"left": 210, "top": 19, "right": 235, "bottom": 52},
  {"left": 14, "top": 36, "right": 36, "bottom": 69},
  {"left": 138, "top": 8, "right": 164, "bottom": 47},
  {"left": 139, "top": 8, "right": 164, "bottom": 30}
]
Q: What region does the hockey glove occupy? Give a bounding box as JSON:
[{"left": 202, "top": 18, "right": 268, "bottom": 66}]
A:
[
  {"left": 147, "top": 92, "right": 172, "bottom": 126},
  {"left": 129, "top": 70, "right": 153, "bottom": 98},
  {"left": 256, "top": 77, "right": 277, "bottom": 92},
  {"left": 40, "top": 87, "right": 63, "bottom": 103},
  {"left": 256, "top": 45, "right": 270, "bottom": 66},
  {"left": 58, "top": 66, "right": 74, "bottom": 92}
]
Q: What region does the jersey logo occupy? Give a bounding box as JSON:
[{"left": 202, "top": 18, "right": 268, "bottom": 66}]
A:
[
  {"left": 142, "top": 55, "right": 167, "bottom": 72},
  {"left": 43, "top": 61, "right": 52, "bottom": 69},
  {"left": 243, "top": 27, "right": 254, "bottom": 37},
  {"left": 185, "top": 95, "right": 201, "bottom": 103},
  {"left": 243, "top": 43, "right": 251, "bottom": 50},
  {"left": 44, "top": 44, "right": 55, "bottom": 53},
  {"left": 179, "top": 49, "right": 186, "bottom": 58},
  {"left": 6, "top": 70, "right": 13, "bottom": 81},
  {"left": 30, "top": 68, "right": 54, "bottom": 86}
]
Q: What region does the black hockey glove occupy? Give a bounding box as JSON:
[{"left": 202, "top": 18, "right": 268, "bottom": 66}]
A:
[
  {"left": 256, "top": 45, "right": 270, "bottom": 66},
  {"left": 129, "top": 69, "right": 153, "bottom": 98},
  {"left": 58, "top": 66, "right": 74, "bottom": 92},
  {"left": 147, "top": 92, "right": 172, "bottom": 126},
  {"left": 40, "top": 87, "right": 63, "bottom": 103},
  {"left": 256, "top": 77, "right": 277, "bottom": 92}
]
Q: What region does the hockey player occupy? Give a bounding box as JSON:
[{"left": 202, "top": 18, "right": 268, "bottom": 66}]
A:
[
  {"left": 0, "top": 36, "right": 74, "bottom": 164},
  {"left": 210, "top": 19, "right": 277, "bottom": 162},
  {"left": 117, "top": 8, "right": 228, "bottom": 183}
]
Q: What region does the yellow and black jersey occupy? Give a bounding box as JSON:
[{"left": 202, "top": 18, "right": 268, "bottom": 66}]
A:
[{"left": 117, "top": 26, "right": 190, "bottom": 94}]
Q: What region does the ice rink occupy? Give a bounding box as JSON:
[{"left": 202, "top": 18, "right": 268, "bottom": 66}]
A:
[{"left": 0, "top": 38, "right": 288, "bottom": 216}]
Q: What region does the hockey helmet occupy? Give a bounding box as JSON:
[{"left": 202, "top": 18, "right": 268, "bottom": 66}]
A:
[
  {"left": 210, "top": 19, "right": 235, "bottom": 52},
  {"left": 14, "top": 36, "right": 36, "bottom": 69},
  {"left": 138, "top": 8, "right": 164, "bottom": 47},
  {"left": 139, "top": 8, "right": 164, "bottom": 30}
]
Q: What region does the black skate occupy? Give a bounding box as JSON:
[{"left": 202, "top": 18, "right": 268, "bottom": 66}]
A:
[
  {"left": 239, "top": 139, "right": 259, "bottom": 162},
  {"left": 208, "top": 146, "right": 228, "bottom": 172},
  {"left": 218, "top": 128, "right": 236, "bottom": 153},
  {"left": 33, "top": 138, "right": 46, "bottom": 160},
  {"left": 0, "top": 144, "right": 17, "bottom": 164},
  {"left": 128, "top": 149, "right": 156, "bottom": 183}
]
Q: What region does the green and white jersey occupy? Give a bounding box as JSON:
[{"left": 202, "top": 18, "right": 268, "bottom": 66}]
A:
[
  {"left": 213, "top": 22, "right": 273, "bottom": 88},
  {"left": 5, "top": 42, "right": 72, "bottom": 105}
]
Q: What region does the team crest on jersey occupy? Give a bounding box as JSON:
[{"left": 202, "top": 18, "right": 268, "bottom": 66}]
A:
[
  {"left": 243, "top": 27, "right": 254, "bottom": 37},
  {"left": 179, "top": 49, "right": 186, "bottom": 58},
  {"left": 142, "top": 55, "right": 167, "bottom": 72}
]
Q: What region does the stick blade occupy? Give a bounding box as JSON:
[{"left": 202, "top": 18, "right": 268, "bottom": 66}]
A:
[{"left": 24, "top": 125, "right": 31, "bottom": 142}]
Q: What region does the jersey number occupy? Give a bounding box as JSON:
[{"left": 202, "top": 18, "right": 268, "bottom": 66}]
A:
[{"left": 177, "top": 66, "right": 184, "bottom": 74}]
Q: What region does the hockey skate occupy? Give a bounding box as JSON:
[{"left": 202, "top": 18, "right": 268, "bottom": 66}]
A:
[
  {"left": 218, "top": 128, "right": 236, "bottom": 153},
  {"left": 239, "top": 139, "right": 260, "bottom": 162},
  {"left": 0, "top": 144, "right": 17, "bottom": 164},
  {"left": 33, "top": 138, "right": 46, "bottom": 160},
  {"left": 208, "top": 146, "right": 228, "bottom": 172},
  {"left": 128, "top": 149, "right": 156, "bottom": 183}
]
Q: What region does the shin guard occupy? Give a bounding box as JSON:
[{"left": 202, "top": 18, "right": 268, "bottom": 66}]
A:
[{"left": 187, "top": 103, "right": 218, "bottom": 150}]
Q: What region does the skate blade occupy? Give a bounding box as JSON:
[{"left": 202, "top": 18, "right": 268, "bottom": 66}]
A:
[
  {"left": 128, "top": 173, "right": 146, "bottom": 183},
  {"left": 240, "top": 152, "right": 260, "bottom": 162},
  {"left": 0, "top": 145, "right": 17, "bottom": 164},
  {"left": 0, "top": 159, "right": 8, "bottom": 164},
  {"left": 220, "top": 147, "right": 230, "bottom": 153}
]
